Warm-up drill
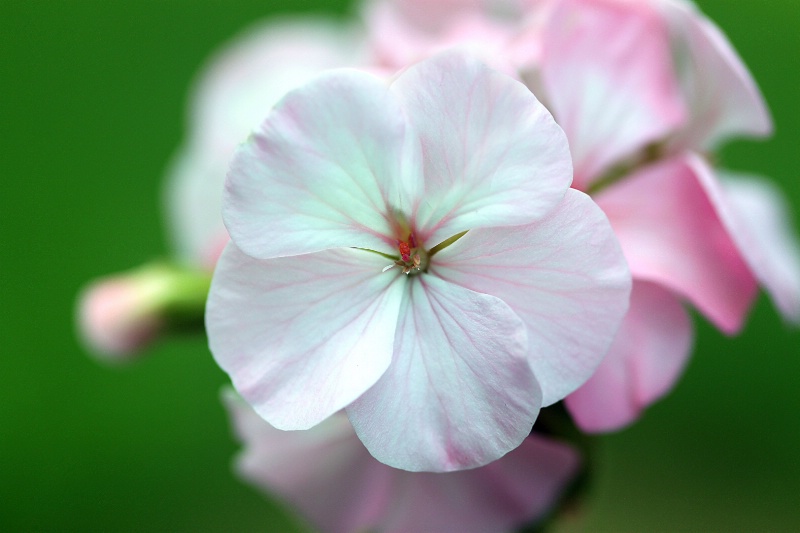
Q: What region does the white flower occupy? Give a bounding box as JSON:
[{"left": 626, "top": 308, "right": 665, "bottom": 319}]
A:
[{"left": 207, "top": 51, "right": 630, "bottom": 471}]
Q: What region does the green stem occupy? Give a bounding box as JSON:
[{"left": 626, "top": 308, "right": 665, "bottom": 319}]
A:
[{"left": 586, "top": 141, "right": 665, "bottom": 196}]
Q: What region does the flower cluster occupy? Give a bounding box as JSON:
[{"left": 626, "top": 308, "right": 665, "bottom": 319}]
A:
[
  {"left": 77, "top": 0, "right": 800, "bottom": 531},
  {"left": 360, "top": 0, "right": 800, "bottom": 434}
]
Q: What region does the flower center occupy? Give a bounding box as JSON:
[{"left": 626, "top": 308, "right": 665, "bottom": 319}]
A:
[{"left": 383, "top": 233, "right": 429, "bottom": 276}]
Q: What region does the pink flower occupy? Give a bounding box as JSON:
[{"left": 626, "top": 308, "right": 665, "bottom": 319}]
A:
[
  {"left": 222, "top": 388, "right": 581, "bottom": 533},
  {"left": 527, "top": 0, "right": 799, "bottom": 431},
  {"left": 206, "top": 51, "right": 631, "bottom": 471}
]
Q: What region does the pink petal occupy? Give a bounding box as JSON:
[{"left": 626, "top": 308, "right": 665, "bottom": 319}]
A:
[
  {"left": 433, "top": 189, "right": 632, "bottom": 405},
  {"left": 165, "top": 19, "right": 367, "bottom": 265},
  {"left": 366, "top": 0, "right": 519, "bottom": 36},
  {"left": 715, "top": 172, "right": 800, "bottom": 323},
  {"left": 539, "top": 0, "right": 686, "bottom": 189},
  {"left": 347, "top": 276, "right": 542, "bottom": 472},
  {"left": 223, "top": 389, "right": 581, "bottom": 533},
  {"left": 505, "top": 1, "right": 556, "bottom": 70},
  {"left": 596, "top": 154, "right": 757, "bottom": 333},
  {"left": 206, "top": 243, "right": 405, "bottom": 430},
  {"left": 224, "top": 69, "right": 422, "bottom": 259},
  {"left": 363, "top": 0, "right": 523, "bottom": 73},
  {"left": 223, "top": 392, "right": 387, "bottom": 533},
  {"left": 375, "top": 433, "right": 580, "bottom": 533},
  {"left": 566, "top": 280, "right": 693, "bottom": 433},
  {"left": 659, "top": 0, "right": 772, "bottom": 150},
  {"left": 390, "top": 50, "right": 572, "bottom": 248}
]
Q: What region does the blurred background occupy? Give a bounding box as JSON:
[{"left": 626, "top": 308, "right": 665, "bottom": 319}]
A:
[{"left": 2, "top": 1, "right": 798, "bottom": 531}]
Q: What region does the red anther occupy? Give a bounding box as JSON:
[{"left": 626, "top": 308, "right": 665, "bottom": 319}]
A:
[{"left": 399, "top": 241, "right": 412, "bottom": 262}]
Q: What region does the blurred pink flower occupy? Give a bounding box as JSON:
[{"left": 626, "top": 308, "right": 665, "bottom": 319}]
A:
[
  {"left": 655, "top": 0, "right": 772, "bottom": 151},
  {"left": 529, "top": 0, "right": 798, "bottom": 431},
  {"left": 223, "top": 388, "right": 581, "bottom": 533},
  {"left": 77, "top": 272, "right": 165, "bottom": 359},
  {"left": 207, "top": 51, "right": 631, "bottom": 471},
  {"left": 363, "top": 0, "right": 526, "bottom": 72},
  {"left": 76, "top": 263, "right": 211, "bottom": 361},
  {"left": 535, "top": 0, "right": 687, "bottom": 190},
  {"left": 531, "top": 0, "right": 772, "bottom": 184}
]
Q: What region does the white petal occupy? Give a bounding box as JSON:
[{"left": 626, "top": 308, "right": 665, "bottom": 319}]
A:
[
  {"left": 390, "top": 50, "right": 572, "bottom": 247},
  {"left": 433, "top": 188, "right": 632, "bottom": 405},
  {"left": 224, "top": 69, "right": 422, "bottom": 259},
  {"left": 207, "top": 243, "right": 405, "bottom": 429},
  {"left": 347, "top": 276, "right": 542, "bottom": 472},
  {"left": 165, "top": 19, "right": 367, "bottom": 265},
  {"left": 164, "top": 147, "right": 230, "bottom": 267},
  {"left": 190, "top": 19, "right": 369, "bottom": 154}
]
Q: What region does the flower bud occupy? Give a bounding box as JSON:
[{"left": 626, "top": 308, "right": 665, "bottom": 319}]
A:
[{"left": 77, "top": 262, "right": 211, "bottom": 361}]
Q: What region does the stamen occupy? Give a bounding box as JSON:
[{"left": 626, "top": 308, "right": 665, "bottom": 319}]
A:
[
  {"left": 399, "top": 241, "right": 412, "bottom": 262},
  {"left": 384, "top": 233, "right": 428, "bottom": 275}
]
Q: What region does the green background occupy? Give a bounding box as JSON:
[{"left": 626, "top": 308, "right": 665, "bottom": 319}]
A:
[{"left": 2, "top": 1, "right": 798, "bottom": 531}]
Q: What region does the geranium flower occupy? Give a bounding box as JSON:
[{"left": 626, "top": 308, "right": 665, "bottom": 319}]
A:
[
  {"left": 528, "top": 0, "right": 799, "bottom": 431},
  {"left": 223, "top": 389, "right": 581, "bottom": 533},
  {"left": 206, "top": 51, "right": 631, "bottom": 471}
]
